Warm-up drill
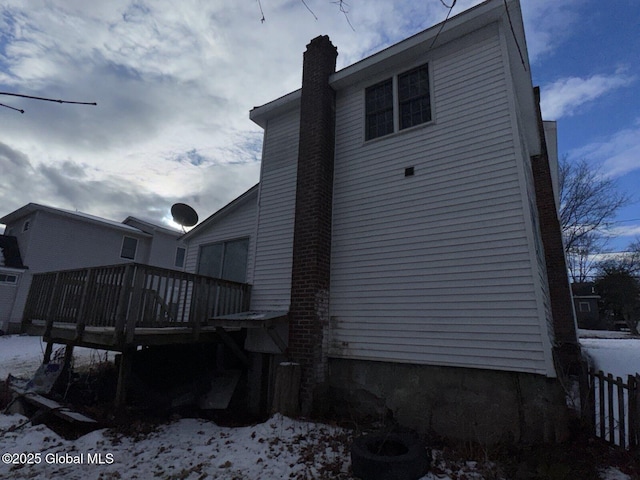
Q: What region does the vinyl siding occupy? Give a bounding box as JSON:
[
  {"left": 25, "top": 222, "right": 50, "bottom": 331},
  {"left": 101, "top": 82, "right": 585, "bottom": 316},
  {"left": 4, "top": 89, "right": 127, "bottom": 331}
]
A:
[
  {"left": 250, "top": 108, "right": 300, "bottom": 310},
  {"left": 24, "top": 212, "right": 150, "bottom": 273},
  {"left": 503, "top": 20, "right": 556, "bottom": 353},
  {"left": 519, "top": 112, "right": 556, "bottom": 347},
  {"left": 329, "top": 25, "right": 551, "bottom": 375}
]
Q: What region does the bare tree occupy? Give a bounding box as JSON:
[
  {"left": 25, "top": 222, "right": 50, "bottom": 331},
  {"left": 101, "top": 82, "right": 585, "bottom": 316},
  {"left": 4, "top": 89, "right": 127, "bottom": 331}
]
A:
[
  {"left": 559, "top": 158, "right": 630, "bottom": 273},
  {"left": 566, "top": 231, "right": 606, "bottom": 283},
  {"left": 608, "top": 238, "right": 640, "bottom": 276},
  {"left": 627, "top": 238, "right": 640, "bottom": 273},
  {"left": 257, "top": 0, "right": 354, "bottom": 27}
]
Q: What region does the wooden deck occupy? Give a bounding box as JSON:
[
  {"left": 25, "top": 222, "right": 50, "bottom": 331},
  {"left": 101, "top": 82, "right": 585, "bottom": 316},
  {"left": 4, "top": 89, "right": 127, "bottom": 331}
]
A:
[
  {"left": 21, "top": 264, "right": 293, "bottom": 407},
  {"left": 22, "top": 263, "right": 252, "bottom": 351}
]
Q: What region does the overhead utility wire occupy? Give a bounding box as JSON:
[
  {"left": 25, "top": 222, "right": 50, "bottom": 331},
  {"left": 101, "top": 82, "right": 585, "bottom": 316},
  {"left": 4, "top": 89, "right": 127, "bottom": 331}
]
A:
[
  {"left": 0, "top": 102, "right": 24, "bottom": 114},
  {"left": 613, "top": 218, "right": 640, "bottom": 224},
  {"left": 257, "top": 0, "right": 265, "bottom": 23},
  {"left": 428, "top": 0, "right": 457, "bottom": 51},
  {"left": 0, "top": 92, "right": 97, "bottom": 114},
  {"left": 503, "top": 0, "right": 527, "bottom": 71}
]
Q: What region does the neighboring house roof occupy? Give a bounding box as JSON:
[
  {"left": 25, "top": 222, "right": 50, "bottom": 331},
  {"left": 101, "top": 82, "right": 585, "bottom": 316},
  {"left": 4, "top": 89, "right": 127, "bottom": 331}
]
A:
[
  {"left": 0, "top": 235, "right": 27, "bottom": 269},
  {"left": 181, "top": 184, "right": 259, "bottom": 242},
  {"left": 571, "top": 282, "right": 600, "bottom": 299},
  {"left": 0, "top": 203, "right": 150, "bottom": 237},
  {"left": 122, "top": 216, "right": 182, "bottom": 237}
]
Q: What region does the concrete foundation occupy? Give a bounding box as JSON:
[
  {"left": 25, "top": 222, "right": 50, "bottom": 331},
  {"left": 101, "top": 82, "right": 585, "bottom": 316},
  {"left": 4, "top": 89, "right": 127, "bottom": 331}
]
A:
[{"left": 325, "top": 358, "right": 572, "bottom": 445}]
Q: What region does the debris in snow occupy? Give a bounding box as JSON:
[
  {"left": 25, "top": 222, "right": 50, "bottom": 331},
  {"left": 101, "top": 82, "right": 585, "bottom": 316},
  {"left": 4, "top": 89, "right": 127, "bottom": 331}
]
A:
[{"left": 2, "top": 334, "right": 639, "bottom": 479}]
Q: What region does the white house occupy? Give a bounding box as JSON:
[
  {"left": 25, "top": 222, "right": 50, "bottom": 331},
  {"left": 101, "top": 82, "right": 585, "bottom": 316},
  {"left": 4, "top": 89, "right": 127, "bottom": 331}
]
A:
[
  {"left": 183, "top": 0, "right": 581, "bottom": 443},
  {"left": 0, "top": 203, "right": 186, "bottom": 334},
  {"left": 0, "top": 235, "right": 27, "bottom": 333}
]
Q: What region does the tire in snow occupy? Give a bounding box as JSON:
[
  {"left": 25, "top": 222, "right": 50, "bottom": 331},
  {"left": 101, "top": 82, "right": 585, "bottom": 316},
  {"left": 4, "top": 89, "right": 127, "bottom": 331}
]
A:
[{"left": 350, "top": 432, "right": 430, "bottom": 480}]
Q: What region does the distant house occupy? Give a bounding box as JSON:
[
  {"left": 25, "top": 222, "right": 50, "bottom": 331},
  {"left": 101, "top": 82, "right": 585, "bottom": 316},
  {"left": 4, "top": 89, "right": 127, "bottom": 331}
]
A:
[
  {"left": 571, "top": 282, "right": 602, "bottom": 330},
  {"left": 182, "top": 0, "right": 580, "bottom": 443},
  {"left": 0, "top": 203, "right": 185, "bottom": 333}
]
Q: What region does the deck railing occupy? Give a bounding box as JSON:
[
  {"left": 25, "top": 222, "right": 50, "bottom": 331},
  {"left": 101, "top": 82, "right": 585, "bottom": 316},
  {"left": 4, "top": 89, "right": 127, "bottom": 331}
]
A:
[{"left": 22, "top": 263, "right": 251, "bottom": 344}]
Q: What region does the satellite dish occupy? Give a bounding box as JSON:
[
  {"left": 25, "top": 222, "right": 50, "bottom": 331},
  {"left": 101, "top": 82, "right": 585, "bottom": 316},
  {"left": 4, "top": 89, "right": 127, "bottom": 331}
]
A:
[{"left": 171, "top": 203, "right": 198, "bottom": 231}]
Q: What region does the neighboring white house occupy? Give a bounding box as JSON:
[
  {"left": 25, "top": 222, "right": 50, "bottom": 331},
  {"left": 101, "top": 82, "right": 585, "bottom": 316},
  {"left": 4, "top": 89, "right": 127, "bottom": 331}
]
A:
[
  {"left": 0, "top": 235, "right": 27, "bottom": 333},
  {"left": 184, "top": 0, "right": 580, "bottom": 443},
  {"left": 0, "top": 204, "right": 185, "bottom": 334}
]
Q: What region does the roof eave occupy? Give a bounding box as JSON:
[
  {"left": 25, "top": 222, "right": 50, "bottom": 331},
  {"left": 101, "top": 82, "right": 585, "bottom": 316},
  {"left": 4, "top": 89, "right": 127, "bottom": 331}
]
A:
[
  {"left": 250, "top": 90, "right": 301, "bottom": 128},
  {"left": 0, "top": 203, "right": 151, "bottom": 237}
]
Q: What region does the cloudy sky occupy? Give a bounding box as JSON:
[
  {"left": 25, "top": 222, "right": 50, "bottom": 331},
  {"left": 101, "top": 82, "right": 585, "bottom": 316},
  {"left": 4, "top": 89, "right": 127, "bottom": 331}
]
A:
[{"left": 0, "top": 0, "right": 638, "bottom": 251}]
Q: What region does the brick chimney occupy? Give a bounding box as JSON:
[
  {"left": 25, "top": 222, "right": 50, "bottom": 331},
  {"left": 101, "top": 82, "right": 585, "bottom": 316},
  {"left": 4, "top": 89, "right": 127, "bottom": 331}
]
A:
[
  {"left": 289, "top": 35, "right": 338, "bottom": 414},
  {"left": 531, "top": 86, "right": 581, "bottom": 374}
]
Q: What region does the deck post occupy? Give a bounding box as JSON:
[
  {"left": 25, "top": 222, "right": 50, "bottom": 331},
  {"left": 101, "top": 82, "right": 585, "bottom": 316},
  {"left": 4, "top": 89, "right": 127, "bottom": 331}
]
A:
[
  {"left": 62, "top": 344, "right": 75, "bottom": 384},
  {"left": 43, "top": 342, "right": 54, "bottom": 364},
  {"left": 114, "top": 264, "right": 135, "bottom": 345},
  {"left": 125, "top": 266, "right": 145, "bottom": 345},
  {"left": 191, "top": 277, "right": 204, "bottom": 340},
  {"left": 115, "top": 348, "right": 135, "bottom": 407},
  {"left": 272, "top": 362, "right": 301, "bottom": 417},
  {"left": 242, "top": 284, "right": 252, "bottom": 311},
  {"left": 43, "top": 272, "right": 61, "bottom": 339},
  {"left": 74, "top": 268, "right": 94, "bottom": 342}
]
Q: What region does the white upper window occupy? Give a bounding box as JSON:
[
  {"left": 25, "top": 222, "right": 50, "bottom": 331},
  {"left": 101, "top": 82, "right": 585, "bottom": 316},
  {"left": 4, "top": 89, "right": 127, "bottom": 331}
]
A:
[{"left": 365, "top": 63, "right": 432, "bottom": 141}]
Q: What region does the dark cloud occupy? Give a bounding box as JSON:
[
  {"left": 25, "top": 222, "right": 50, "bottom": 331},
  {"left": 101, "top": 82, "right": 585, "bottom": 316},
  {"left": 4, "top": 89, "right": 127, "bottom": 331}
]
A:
[
  {"left": 37, "top": 161, "right": 181, "bottom": 222},
  {"left": 0, "top": 142, "right": 177, "bottom": 225},
  {"left": 0, "top": 139, "right": 260, "bottom": 230},
  {"left": 0, "top": 141, "right": 32, "bottom": 170},
  {"left": 0, "top": 141, "right": 37, "bottom": 213}
]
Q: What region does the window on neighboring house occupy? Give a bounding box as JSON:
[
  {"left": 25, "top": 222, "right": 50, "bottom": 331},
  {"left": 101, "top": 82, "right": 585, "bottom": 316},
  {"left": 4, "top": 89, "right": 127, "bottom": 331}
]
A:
[
  {"left": 175, "top": 247, "right": 186, "bottom": 268},
  {"left": 365, "top": 63, "right": 431, "bottom": 140},
  {"left": 578, "top": 301, "right": 591, "bottom": 313},
  {"left": 120, "top": 236, "right": 138, "bottom": 260},
  {"left": 198, "top": 238, "right": 249, "bottom": 283},
  {"left": 0, "top": 274, "right": 18, "bottom": 284},
  {"left": 23, "top": 221, "right": 30, "bottom": 232}
]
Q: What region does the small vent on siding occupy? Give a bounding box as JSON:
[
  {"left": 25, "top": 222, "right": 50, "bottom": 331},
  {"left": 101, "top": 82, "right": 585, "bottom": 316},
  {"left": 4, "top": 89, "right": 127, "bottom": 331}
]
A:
[{"left": 405, "top": 166, "right": 415, "bottom": 177}]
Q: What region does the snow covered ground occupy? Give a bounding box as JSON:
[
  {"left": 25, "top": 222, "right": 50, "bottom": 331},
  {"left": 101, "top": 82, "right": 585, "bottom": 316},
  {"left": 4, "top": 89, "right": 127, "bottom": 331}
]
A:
[
  {"left": 0, "top": 335, "right": 109, "bottom": 380},
  {"left": 579, "top": 329, "right": 640, "bottom": 380},
  {"left": 1, "top": 333, "right": 637, "bottom": 479}
]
